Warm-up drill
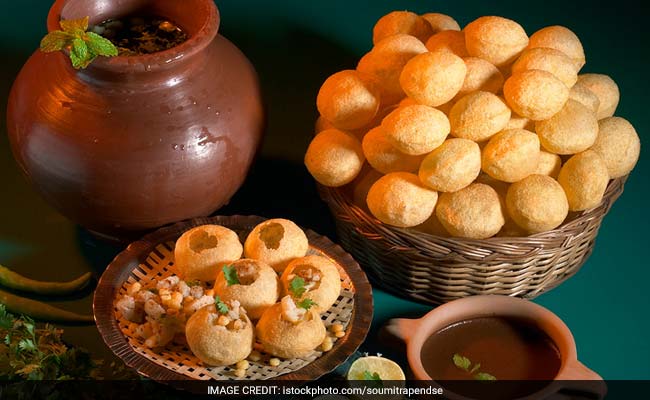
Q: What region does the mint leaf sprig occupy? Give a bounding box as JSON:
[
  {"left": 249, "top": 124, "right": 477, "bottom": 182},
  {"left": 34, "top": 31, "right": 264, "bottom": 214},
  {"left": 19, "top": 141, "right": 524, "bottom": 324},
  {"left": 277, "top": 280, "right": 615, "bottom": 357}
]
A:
[
  {"left": 453, "top": 353, "right": 496, "bottom": 381},
  {"left": 40, "top": 17, "right": 118, "bottom": 69}
]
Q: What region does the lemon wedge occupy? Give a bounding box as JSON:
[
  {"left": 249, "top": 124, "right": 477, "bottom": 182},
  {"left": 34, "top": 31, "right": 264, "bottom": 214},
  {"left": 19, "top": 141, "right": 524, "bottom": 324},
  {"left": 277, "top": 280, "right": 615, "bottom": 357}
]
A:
[{"left": 347, "top": 356, "right": 406, "bottom": 381}]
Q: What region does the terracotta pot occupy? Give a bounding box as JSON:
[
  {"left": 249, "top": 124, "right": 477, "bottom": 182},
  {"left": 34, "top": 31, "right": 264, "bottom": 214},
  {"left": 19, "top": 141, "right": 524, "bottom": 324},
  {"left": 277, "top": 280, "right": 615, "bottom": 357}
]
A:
[
  {"left": 6, "top": 0, "right": 264, "bottom": 239},
  {"left": 387, "top": 296, "right": 607, "bottom": 399}
]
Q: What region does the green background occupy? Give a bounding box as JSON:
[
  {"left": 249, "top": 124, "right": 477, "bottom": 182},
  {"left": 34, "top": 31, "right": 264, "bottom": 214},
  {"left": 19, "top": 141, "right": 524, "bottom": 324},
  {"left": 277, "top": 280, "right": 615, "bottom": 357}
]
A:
[{"left": 1, "top": 0, "right": 648, "bottom": 380}]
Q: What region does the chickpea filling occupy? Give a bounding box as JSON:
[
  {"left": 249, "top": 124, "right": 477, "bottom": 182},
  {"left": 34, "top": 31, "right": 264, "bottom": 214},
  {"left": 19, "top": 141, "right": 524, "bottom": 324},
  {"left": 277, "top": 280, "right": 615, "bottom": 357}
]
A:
[
  {"left": 234, "top": 261, "right": 260, "bottom": 285},
  {"left": 288, "top": 265, "right": 322, "bottom": 291},
  {"left": 189, "top": 229, "right": 219, "bottom": 253},
  {"left": 259, "top": 222, "right": 284, "bottom": 250},
  {"left": 211, "top": 300, "right": 247, "bottom": 331}
]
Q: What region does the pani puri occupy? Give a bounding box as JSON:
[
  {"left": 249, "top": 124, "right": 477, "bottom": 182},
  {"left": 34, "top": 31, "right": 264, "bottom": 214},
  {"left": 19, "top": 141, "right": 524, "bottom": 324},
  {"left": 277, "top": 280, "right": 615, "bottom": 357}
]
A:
[
  {"left": 357, "top": 34, "right": 428, "bottom": 105},
  {"left": 316, "top": 70, "right": 380, "bottom": 130},
  {"left": 214, "top": 259, "right": 280, "bottom": 320},
  {"left": 511, "top": 47, "right": 578, "bottom": 88},
  {"left": 399, "top": 51, "right": 467, "bottom": 107},
  {"left": 569, "top": 82, "right": 600, "bottom": 114},
  {"left": 576, "top": 74, "right": 620, "bottom": 120},
  {"left": 372, "top": 11, "right": 433, "bottom": 44},
  {"left": 503, "top": 69, "right": 569, "bottom": 121},
  {"left": 304, "top": 129, "right": 365, "bottom": 187},
  {"left": 256, "top": 296, "right": 327, "bottom": 359},
  {"left": 243, "top": 218, "right": 309, "bottom": 273},
  {"left": 367, "top": 172, "right": 438, "bottom": 227},
  {"left": 528, "top": 25, "right": 585, "bottom": 69},
  {"left": 449, "top": 91, "right": 511, "bottom": 142},
  {"left": 535, "top": 151, "right": 562, "bottom": 178},
  {"left": 425, "top": 30, "right": 468, "bottom": 57},
  {"left": 505, "top": 113, "right": 535, "bottom": 131},
  {"left": 464, "top": 16, "right": 529, "bottom": 67},
  {"left": 482, "top": 128, "right": 541, "bottom": 182},
  {"left": 185, "top": 301, "right": 253, "bottom": 366},
  {"left": 281, "top": 255, "right": 342, "bottom": 313},
  {"left": 362, "top": 126, "right": 424, "bottom": 174},
  {"left": 381, "top": 104, "right": 450, "bottom": 155},
  {"left": 349, "top": 166, "right": 384, "bottom": 209},
  {"left": 421, "top": 13, "right": 461, "bottom": 34},
  {"left": 506, "top": 174, "right": 569, "bottom": 233},
  {"left": 457, "top": 57, "right": 504, "bottom": 98},
  {"left": 418, "top": 138, "right": 481, "bottom": 192},
  {"left": 557, "top": 150, "right": 610, "bottom": 211},
  {"left": 535, "top": 99, "right": 598, "bottom": 154},
  {"left": 174, "top": 225, "right": 243, "bottom": 282},
  {"left": 435, "top": 183, "right": 505, "bottom": 239},
  {"left": 413, "top": 211, "right": 450, "bottom": 237},
  {"left": 590, "top": 117, "right": 640, "bottom": 178}
]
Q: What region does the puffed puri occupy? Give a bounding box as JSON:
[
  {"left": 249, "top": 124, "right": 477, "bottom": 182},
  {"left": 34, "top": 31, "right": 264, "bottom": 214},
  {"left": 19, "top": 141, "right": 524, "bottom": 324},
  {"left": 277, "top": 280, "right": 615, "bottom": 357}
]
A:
[
  {"left": 418, "top": 138, "right": 481, "bottom": 193},
  {"left": 435, "top": 183, "right": 505, "bottom": 239},
  {"left": 557, "top": 150, "right": 610, "bottom": 211},
  {"left": 362, "top": 126, "right": 425, "bottom": 174},
  {"left": 535, "top": 99, "right": 598, "bottom": 155},
  {"left": 506, "top": 174, "right": 569, "bottom": 234},
  {"left": 576, "top": 74, "right": 620, "bottom": 120},
  {"left": 316, "top": 70, "right": 380, "bottom": 130},
  {"left": 380, "top": 104, "right": 450, "bottom": 155},
  {"left": 304, "top": 129, "right": 365, "bottom": 187},
  {"left": 399, "top": 51, "right": 467, "bottom": 107},
  {"left": 511, "top": 47, "right": 579, "bottom": 88},
  {"left": 366, "top": 172, "right": 438, "bottom": 228},
  {"left": 481, "top": 128, "right": 541, "bottom": 183},
  {"left": 503, "top": 69, "right": 570, "bottom": 121},
  {"left": 590, "top": 117, "right": 640, "bottom": 178},
  {"left": 243, "top": 218, "right": 309, "bottom": 274},
  {"left": 372, "top": 11, "right": 433, "bottom": 44},
  {"left": 463, "top": 16, "right": 529, "bottom": 67},
  {"left": 449, "top": 91, "right": 512, "bottom": 142},
  {"left": 280, "top": 255, "right": 342, "bottom": 314},
  {"left": 527, "top": 25, "right": 586, "bottom": 70}
]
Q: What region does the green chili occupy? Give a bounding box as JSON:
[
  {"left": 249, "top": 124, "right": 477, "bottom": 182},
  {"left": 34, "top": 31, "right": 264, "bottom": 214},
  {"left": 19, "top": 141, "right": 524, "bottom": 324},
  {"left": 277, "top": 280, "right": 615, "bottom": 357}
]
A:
[
  {"left": 0, "top": 264, "right": 91, "bottom": 295},
  {"left": 0, "top": 288, "right": 94, "bottom": 323}
]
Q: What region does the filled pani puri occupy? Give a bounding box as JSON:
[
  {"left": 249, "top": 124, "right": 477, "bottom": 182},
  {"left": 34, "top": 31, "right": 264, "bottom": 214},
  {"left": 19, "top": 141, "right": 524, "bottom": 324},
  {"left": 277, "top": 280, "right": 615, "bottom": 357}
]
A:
[
  {"left": 558, "top": 150, "right": 610, "bottom": 211},
  {"left": 399, "top": 51, "right": 467, "bottom": 107},
  {"left": 590, "top": 117, "right": 641, "bottom": 178},
  {"left": 435, "top": 183, "right": 505, "bottom": 239},
  {"left": 304, "top": 129, "right": 365, "bottom": 187},
  {"left": 528, "top": 25, "right": 586, "bottom": 69},
  {"left": 381, "top": 104, "right": 450, "bottom": 155},
  {"left": 425, "top": 30, "right": 468, "bottom": 57},
  {"left": 449, "top": 91, "right": 511, "bottom": 142},
  {"left": 244, "top": 218, "right": 309, "bottom": 273},
  {"left": 506, "top": 174, "right": 569, "bottom": 233},
  {"left": 419, "top": 138, "right": 481, "bottom": 192},
  {"left": 214, "top": 259, "right": 280, "bottom": 320},
  {"left": 372, "top": 11, "right": 432, "bottom": 44},
  {"left": 256, "top": 296, "right": 327, "bottom": 359},
  {"left": 281, "top": 255, "right": 342, "bottom": 313},
  {"left": 576, "top": 74, "right": 620, "bottom": 120},
  {"left": 457, "top": 57, "right": 504, "bottom": 98},
  {"left": 174, "top": 225, "right": 243, "bottom": 282},
  {"left": 185, "top": 299, "right": 253, "bottom": 366},
  {"left": 421, "top": 13, "right": 461, "bottom": 33},
  {"left": 482, "top": 129, "right": 541, "bottom": 182},
  {"left": 357, "top": 34, "right": 428, "bottom": 105},
  {"left": 503, "top": 69, "right": 569, "bottom": 121},
  {"left": 464, "top": 16, "right": 529, "bottom": 67},
  {"left": 362, "top": 126, "right": 425, "bottom": 173},
  {"left": 367, "top": 172, "right": 438, "bottom": 227},
  {"left": 535, "top": 99, "right": 598, "bottom": 155},
  {"left": 316, "top": 70, "right": 380, "bottom": 130},
  {"left": 511, "top": 47, "right": 578, "bottom": 88}
]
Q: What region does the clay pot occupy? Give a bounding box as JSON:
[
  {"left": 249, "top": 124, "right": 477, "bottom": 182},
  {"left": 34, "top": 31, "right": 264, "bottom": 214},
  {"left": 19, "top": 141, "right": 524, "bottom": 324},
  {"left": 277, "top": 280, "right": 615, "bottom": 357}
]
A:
[{"left": 6, "top": 0, "right": 264, "bottom": 239}]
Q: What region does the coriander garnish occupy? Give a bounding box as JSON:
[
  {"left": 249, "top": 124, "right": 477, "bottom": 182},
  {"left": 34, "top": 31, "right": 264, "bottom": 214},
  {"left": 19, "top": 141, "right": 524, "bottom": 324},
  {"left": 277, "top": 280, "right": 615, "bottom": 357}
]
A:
[
  {"left": 296, "top": 298, "right": 317, "bottom": 310},
  {"left": 40, "top": 16, "right": 118, "bottom": 69},
  {"left": 214, "top": 296, "right": 229, "bottom": 314},
  {"left": 222, "top": 265, "right": 240, "bottom": 286},
  {"left": 453, "top": 353, "right": 497, "bottom": 381},
  {"left": 289, "top": 276, "right": 307, "bottom": 298}
]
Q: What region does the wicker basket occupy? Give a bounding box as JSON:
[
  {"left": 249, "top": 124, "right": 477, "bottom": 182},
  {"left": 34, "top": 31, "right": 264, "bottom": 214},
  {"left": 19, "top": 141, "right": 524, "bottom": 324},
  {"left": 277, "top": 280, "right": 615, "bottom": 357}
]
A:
[{"left": 318, "top": 177, "right": 626, "bottom": 305}]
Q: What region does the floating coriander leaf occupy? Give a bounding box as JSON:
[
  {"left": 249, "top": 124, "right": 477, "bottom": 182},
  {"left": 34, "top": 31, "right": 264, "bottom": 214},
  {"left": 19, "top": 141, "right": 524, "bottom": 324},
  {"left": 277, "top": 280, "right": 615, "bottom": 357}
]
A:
[
  {"left": 363, "top": 370, "right": 382, "bottom": 381},
  {"left": 296, "top": 298, "right": 317, "bottom": 310},
  {"left": 453, "top": 353, "right": 471, "bottom": 372},
  {"left": 474, "top": 372, "right": 497, "bottom": 381},
  {"left": 289, "top": 276, "right": 306, "bottom": 298},
  {"left": 214, "top": 296, "right": 229, "bottom": 314},
  {"left": 222, "top": 265, "right": 240, "bottom": 286},
  {"left": 470, "top": 363, "right": 481, "bottom": 374}
]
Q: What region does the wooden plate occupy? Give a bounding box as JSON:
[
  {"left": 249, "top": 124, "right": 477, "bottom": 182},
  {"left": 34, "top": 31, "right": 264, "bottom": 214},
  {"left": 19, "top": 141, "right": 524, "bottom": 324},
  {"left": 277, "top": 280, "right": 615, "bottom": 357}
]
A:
[{"left": 93, "top": 215, "right": 373, "bottom": 383}]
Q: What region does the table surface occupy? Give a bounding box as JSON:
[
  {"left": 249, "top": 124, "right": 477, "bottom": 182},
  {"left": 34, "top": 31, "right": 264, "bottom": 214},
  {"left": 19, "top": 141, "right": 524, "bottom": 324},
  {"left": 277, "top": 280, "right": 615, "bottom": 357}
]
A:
[{"left": 1, "top": 0, "right": 648, "bottom": 381}]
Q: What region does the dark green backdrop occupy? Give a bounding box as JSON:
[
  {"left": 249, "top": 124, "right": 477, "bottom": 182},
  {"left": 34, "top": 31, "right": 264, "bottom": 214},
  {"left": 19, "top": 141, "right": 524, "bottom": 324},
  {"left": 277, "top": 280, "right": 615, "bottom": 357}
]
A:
[{"left": 0, "top": 0, "right": 648, "bottom": 380}]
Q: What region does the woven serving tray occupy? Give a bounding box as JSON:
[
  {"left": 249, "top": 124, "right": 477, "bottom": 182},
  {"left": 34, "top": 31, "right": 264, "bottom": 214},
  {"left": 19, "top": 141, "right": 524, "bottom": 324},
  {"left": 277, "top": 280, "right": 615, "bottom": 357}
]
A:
[{"left": 94, "top": 215, "right": 373, "bottom": 383}]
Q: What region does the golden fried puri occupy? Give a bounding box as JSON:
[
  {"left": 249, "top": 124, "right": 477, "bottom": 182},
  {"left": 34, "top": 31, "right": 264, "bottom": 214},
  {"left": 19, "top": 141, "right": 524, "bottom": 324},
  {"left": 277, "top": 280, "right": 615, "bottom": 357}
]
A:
[
  {"left": 304, "top": 129, "right": 365, "bottom": 187},
  {"left": 421, "top": 13, "right": 461, "bottom": 34},
  {"left": 464, "top": 16, "right": 529, "bottom": 67},
  {"left": 244, "top": 218, "right": 309, "bottom": 273},
  {"left": 535, "top": 151, "right": 562, "bottom": 178},
  {"left": 281, "top": 255, "right": 342, "bottom": 313},
  {"left": 367, "top": 172, "right": 438, "bottom": 227},
  {"left": 362, "top": 126, "right": 425, "bottom": 174},
  {"left": 568, "top": 82, "right": 601, "bottom": 114},
  {"left": 535, "top": 99, "right": 598, "bottom": 154},
  {"left": 348, "top": 166, "right": 384, "bottom": 210},
  {"left": 557, "top": 150, "right": 610, "bottom": 211},
  {"left": 590, "top": 117, "right": 640, "bottom": 178},
  {"left": 449, "top": 91, "right": 511, "bottom": 142},
  {"left": 511, "top": 47, "right": 578, "bottom": 88},
  {"left": 381, "top": 104, "right": 450, "bottom": 155},
  {"left": 419, "top": 138, "right": 481, "bottom": 192},
  {"left": 316, "top": 70, "right": 380, "bottom": 130},
  {"left": 576, "top": 74, "right": 620, "bottom": 120},
  {"left": 372, "top": 11, "right": 433, "bottom": 44},
  {"left": 399, "top": 51, "right": 467, "bottom": 107},
  {"left": 174, "top": 225, "right": 243, "bottom": 282},
  {"left": 457, "top": 57, "right": 504, "bottom": 98},
  {"left": 482, "top": 129, "right": 541, "bottom": 182},
  {"left": 506, "top": 174, "right": 568, "bottom": 233},
  {"left": 425, "top": 30, "right": 468, "bottom": 57},
  {"left": 503, "top": 69, "right": 569, "bottom": 121},
  {"left": 435, "top": 183, "right": 505, "bottom": 239},
  {"left": 528, "top": 25, "right": 586, "bottom": 69}
]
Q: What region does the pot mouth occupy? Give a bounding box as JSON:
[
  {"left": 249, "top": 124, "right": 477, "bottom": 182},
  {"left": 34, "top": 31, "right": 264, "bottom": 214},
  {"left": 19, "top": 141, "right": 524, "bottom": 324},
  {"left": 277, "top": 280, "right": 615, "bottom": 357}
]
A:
[{"left": 47, "top": 0, "right": 219, "bottom": 73}]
